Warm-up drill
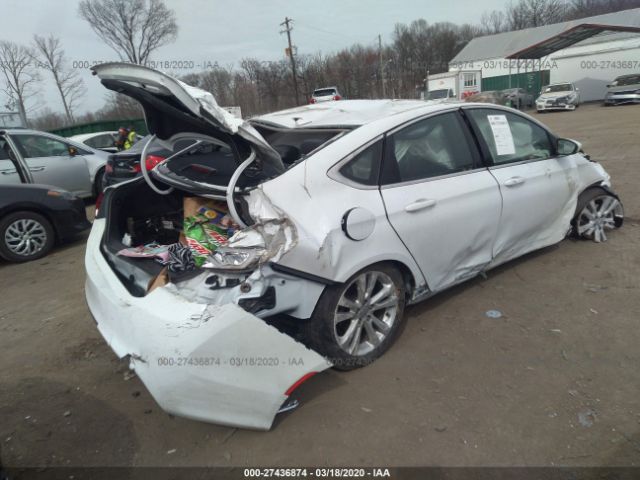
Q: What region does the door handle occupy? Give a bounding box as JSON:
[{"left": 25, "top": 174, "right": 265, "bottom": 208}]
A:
[
  {"left": 29, "top": 166, "right": 46, "bottom": 172},
  {"left": 405, "top": 198, "right": 437, "bottom": 212},
  {"left": 0, "top": 170, "right": 17, "bottom": 175},
  {"left": 504, "top": 176, "right": 525, "bottom": 187}
]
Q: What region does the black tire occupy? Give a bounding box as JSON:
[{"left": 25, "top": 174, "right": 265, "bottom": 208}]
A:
[
  {"left": 572, "top": 187, "right": 624, "bottom": 242},
  {"left": 94, "top": 167, "right": 105, "bottom": 197},
  {"left": 301, "top": 263, "right": 406, "bottom": 371},
  {"left": 0, "top": 211, "right": 55, "bottom": 262}
]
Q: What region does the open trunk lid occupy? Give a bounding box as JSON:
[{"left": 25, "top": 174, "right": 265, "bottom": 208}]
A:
[{"left": 91, "top": 63, "right": 285, "bottom": 186}]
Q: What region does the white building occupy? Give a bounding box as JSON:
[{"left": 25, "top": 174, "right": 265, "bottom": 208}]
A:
[{"left": 449, "top": 8, "right": 640, "bottom": 101}]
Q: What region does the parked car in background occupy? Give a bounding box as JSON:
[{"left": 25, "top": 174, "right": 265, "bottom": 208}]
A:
[
  {"left": 0, "top": 129, "right": 109, "bottom": 197},
  {"left": 604, "top": 74, "right": 640, "bottom": 105},
  {"left": 503, "top": 88, "right": 534, "bottom": 109},
  {"left": 465, "top": 90, "right": 508, "bottom": 105},
  {"left": 86, "top": 63, "right": 623, "bottom": 430},
  {"left": 309, "top": 87, "right": 342, "bottom": 103},
  {"left": 103, "top": 135, "right": 222, "bottom": 189},
  {"left": 70, "top": 131, "right": 142, "bottom": 153},
  {"left": 536, "top": 83, "right": 580, "bottom": 112},
  {"left": 0, "top": 184, "right": 90, "bottom": 262}
]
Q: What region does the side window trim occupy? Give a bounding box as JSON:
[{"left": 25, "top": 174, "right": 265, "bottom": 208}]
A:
[
  {"left": 326, "top": 135, "right": 384, "bottom": 190},
  {"left": 462, "top": 106, "right": 558, "bottom": 167}
]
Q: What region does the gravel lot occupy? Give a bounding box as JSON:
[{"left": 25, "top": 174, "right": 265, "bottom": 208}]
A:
[{"left": 1, "top": 103, "right": 639, "bottom": 469}]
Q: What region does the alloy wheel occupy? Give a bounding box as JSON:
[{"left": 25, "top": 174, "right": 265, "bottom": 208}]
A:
[
  {"left": 4, "top": 218, "right": 48, "bottom": 257},
  {"left": 576, "top": 195, "right": 622, "bottom": 242},
  {"left": 333, "top": 271, "right": 400, "bottom": 356}
]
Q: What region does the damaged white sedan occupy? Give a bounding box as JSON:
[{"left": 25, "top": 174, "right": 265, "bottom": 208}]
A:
[{"left": 85, "top": 63, "right": 623, "bottom": 430}]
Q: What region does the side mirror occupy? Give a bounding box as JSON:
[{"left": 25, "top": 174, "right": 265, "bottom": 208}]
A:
[{"left": 557, "top": 138, "right": 581, "bottom": 156}]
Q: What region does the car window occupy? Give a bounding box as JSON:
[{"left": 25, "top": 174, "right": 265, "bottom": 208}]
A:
[
  {"left": 382, "top": 112, "right": 475, "bottom": 184},
  {"left": 85, "top": 134, "right": 115, "bottom": 149},
  {"left": 12, "top": 134, "right": 70, "bottom": 158},
  {"left": 467, "top": 109, "right": 553, "bottom": 165},
  {"left": 339, "top": 140, "right": 382, "bottom": 186}
]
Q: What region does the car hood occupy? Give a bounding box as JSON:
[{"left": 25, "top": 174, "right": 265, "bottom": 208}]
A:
[
  {"left": 538, "top": 91, "right": 574, "bottom": 100},
  {"left": 91, "top": 63, "right": 284, "bottom": 176}
]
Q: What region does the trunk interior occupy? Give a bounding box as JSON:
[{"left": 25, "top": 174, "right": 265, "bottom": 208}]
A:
[{"left": 101, "top": 180, "right": 187, "bottom": 296}]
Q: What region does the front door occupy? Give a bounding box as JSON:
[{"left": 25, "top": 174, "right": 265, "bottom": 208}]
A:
[
  {"left": 10, "top": 133, "right": 93, "bottom": 196},
  {"left": 379, "top": 110, "right": 502, "bottom": 292},
  {"left": 464, "top": 107, "right": 575, "bottom": 266},
  {"left": 0, "top": 137, "right": 23, "bottom": 185}
]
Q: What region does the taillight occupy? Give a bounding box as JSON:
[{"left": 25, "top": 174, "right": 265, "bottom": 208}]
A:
[
  {"left": 133, "top": 155, "right": 166, "bottom": 173},
  {"left": 145, "top": 155, "right": 165, "bottom": 171},
  {"left": 333, "top": 95, "right": 341, "bottom": 100},
  {"left": 284, "top": 372, "right": 317, "bottom": 396},
  {"left": 309, "top": 98, "right": 316, "bottom": 104}
]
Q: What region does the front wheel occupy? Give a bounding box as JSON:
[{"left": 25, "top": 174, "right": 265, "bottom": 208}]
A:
[
  {"left": 301, "top": 264, "right": 406, "bottom": 371},
  {"left": 0, "top": 211, "right": 55, "bottom": 262},
  {"left": 573, "top": 188, "right": 623, "bottom": 242}
]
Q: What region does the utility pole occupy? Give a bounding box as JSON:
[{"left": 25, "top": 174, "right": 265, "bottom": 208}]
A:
[
  {"left": 280, "top": 17, "right": 300, "bottom": 105},
  {"left": 378, "top": 34, "right": 386, "bottom": 98}
]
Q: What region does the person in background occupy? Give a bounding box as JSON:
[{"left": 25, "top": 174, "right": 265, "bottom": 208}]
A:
[
  {"left": 115, "top": 126, "right": 129, "bottom": 151},
  {"left": 124, "top": 125, "right": 137, "bottom": 150}
]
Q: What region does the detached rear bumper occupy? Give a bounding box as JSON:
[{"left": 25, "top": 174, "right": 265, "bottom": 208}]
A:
[{"left": 85, "top": 219, "right": 329, "bottom": 430}]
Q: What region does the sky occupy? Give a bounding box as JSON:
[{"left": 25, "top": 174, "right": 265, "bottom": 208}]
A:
[{"left": 2, "top": 0, "right": 507, "bottom": 116}]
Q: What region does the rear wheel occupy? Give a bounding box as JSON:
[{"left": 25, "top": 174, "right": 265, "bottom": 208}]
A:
[
  {"left": 0, "top": 211, "right": 55, "bottom": 262},
  {"left": 573, "top": 188, "right": 623, "bottom": 242},
  {"left": 301, "top": 264, "right": 406, "bottom": 371}
]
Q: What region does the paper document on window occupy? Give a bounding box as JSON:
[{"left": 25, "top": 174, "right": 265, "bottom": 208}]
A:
[{"left": 487, "top": 115, "right": 515, "bottom": 156}]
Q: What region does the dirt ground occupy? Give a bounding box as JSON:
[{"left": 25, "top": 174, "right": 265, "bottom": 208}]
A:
[{"left": 1, "top": 103, "right": 639, "bottom": 470}]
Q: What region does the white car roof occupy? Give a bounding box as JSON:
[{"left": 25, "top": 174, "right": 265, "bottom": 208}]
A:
[
  {"left": 69, "top": 131, "right": 116, "bottom": 142},
  {"left": 253, "top": 99, "right": 458, "bottom": 129}
]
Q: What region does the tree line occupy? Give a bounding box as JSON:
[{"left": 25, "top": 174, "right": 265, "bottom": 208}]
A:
[{"left": 0, "top": 0, "right": 637, "bottom": 132}]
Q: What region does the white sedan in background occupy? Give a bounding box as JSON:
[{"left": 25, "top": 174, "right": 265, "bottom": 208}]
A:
[
  {"left": 536, "top": 82, "right": 581, "bottom": 112},
  {"left": 85, "top": 63, "right": 623, "bottom": 430}
]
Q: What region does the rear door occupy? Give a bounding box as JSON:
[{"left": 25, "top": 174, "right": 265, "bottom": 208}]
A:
[
  {"left": 464, "top": 107, "right": 576, "bottom": 265},
  {"left": 10, "top": 133, "right": 93, "bottom": 196},
  {"left": 379, "top": 110, "right": 502, "bottom": 292}
]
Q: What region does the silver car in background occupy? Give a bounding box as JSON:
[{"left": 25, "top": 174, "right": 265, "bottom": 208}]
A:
[
  {"left": 604, "top": 74, "right": 640, "bottom": 106},
  {"left": 0, "top": 129, "right": 108, "bottom": 198},
  {"left": 503, "top": 88, "right": 534, "bottom": 109},
  {"left": 536, "top": 83, "right": 581, "bottom": 112}
]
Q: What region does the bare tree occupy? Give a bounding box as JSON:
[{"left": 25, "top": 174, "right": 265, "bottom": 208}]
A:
[
  {"left": 0, "top": 41, "right": 40, "bottom": 126},
  {"left": 78, "top": 0, "right": 178, "bottom": 65},
  {"left": 480, "top": 10, "right": 508, "bottom": 34},
  {"left": 32, "top": 35, "right": 86, "bottom": 124}
]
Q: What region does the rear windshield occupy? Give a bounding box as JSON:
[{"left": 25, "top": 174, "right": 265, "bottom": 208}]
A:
[
  {"left": 313, "top": 88, "right": 337, "bottom": 97},
  {"left": 613, "top": 75, "right": 640, "bottom": 86},
  {"left": 252, "top": 125, "right": 344, "bottom": 166},
  {"left": 543, "top": 84, "right": 572, "bottom": 93}
]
